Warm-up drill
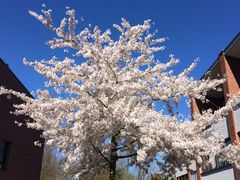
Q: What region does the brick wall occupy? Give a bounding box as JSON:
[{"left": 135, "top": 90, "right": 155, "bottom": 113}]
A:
[{"left": 0, "top": 59, "right": 44, "bottom": 180}]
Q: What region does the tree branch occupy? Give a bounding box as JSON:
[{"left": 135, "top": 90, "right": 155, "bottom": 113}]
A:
[
  {"left": 115, "top": 139, "right": 137, "bottom": 151},
  {"left": 103, "top": 59, "right": 118, "bottom": 84},
  {"left": 117, "top": 152, "right": 137, "bottom": 159},
  {"left": 87, "top": 92, "right": 108, "bottom": 109},
  {"left": 87, "top": 92, "right": 113, "bottom": 117},
  {"left": 114, "top": 128, "right": 125, "bottom": 137},
  {"left": 90, "top": 142, "right": 110, "bottom": 163}
]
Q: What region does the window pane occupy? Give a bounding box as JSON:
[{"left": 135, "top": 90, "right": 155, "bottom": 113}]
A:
[
  {"left": 0, "top": 141, "right": 7, "bottom": 169},
  {"left": 215, "top": 156, "right": 229, "bottom": 169}
]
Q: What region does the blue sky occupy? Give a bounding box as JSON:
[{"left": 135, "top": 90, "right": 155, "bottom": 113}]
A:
[{"left": 0, "top": 0, "right": 239, "bottom": 116}]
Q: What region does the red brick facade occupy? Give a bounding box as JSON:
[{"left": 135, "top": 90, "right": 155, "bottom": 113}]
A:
[
  {"left": 0, "top": 59, "right": 44, "bottom": 180},
  {"left": 183, "top": 35, "right": 240, "bottom": 180},
  {"left": 220, "top": 53, "right": 240, "bottom": 180},
  {"left": 190, "top": 99, "right": 202, "bottom": 180}
]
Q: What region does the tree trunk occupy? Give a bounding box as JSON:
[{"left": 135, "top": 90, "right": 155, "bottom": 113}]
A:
[
  {"left": 109, "top": 159, "right": 117, "bottom": 180},
  {"left": 109, "top": 135, "right": 118, "bottom": 180}
]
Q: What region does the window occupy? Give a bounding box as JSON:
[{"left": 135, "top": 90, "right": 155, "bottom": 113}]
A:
[
  {"left": 0, "top": 141, "right": 8, "bottom": 169},
  {"left": 201, "top": 155, "right": 230, "bottom": 173},
  {"left": 202, "top": 156, "right": 213, "bottom": 172},
  {"left": 215, "top": 156, "right": 229, "bottom": 169},
  {"left": 177, "top": 174, "right": 188, "bottom": 180}
]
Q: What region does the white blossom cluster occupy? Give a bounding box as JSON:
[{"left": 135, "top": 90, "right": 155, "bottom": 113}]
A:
[{"left": 1, "top": 8, "right": 240, "bottom": 179}]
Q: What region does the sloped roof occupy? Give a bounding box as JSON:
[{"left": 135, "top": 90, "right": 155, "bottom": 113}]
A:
[
  {"left": 0, "top": 58, "right": 32, "bottom": 97},
  {"left": 201, "top": 32, "right": 240, "bottom": 80}
]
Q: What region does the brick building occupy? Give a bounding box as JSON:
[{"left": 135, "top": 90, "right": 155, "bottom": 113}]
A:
[
  {"left": 0, "top": 58, "right": 44, "bottom": 180},
  {"left": 176, "top": 33, "right": 240, "bottom": 180}
]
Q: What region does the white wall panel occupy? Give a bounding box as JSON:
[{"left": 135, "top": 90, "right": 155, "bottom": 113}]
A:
[{"left": 202, "top": 168, "right": 234, "bottom": 180}]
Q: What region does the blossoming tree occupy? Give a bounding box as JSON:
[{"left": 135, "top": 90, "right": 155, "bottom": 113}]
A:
[{"left": 1, "top": 8, "right": 240, "bottom": 180}]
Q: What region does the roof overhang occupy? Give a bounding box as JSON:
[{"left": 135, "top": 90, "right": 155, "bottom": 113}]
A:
[
  {"left": 225, "top": 32, "right": 240, "bottom": 59},
  {"left": 199, "top": 33, "right": 240, "bottom": 99},
  {"left": 201, "top": 32, "right": 240, "bottom": 80}
]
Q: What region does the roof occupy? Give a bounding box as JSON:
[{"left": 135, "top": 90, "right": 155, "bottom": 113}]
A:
[
  {"left": 201, "top": 32, "right": 240, "bottom": 80},
  {"left": 0, "top": 58, "right": 32, "bottom": 97}
]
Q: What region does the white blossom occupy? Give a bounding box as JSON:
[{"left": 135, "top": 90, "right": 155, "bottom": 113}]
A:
[{"left": 0, "top": 8, "right": 240, "bottom": 179}]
